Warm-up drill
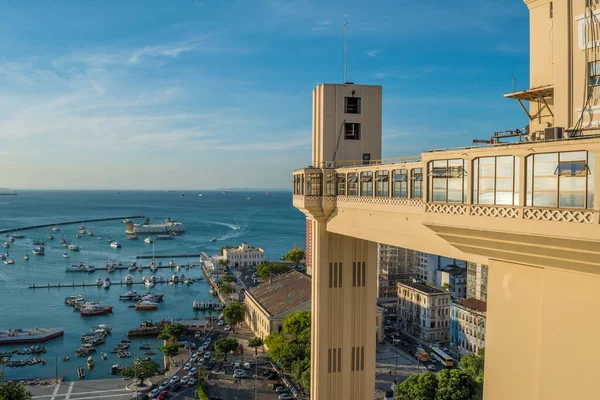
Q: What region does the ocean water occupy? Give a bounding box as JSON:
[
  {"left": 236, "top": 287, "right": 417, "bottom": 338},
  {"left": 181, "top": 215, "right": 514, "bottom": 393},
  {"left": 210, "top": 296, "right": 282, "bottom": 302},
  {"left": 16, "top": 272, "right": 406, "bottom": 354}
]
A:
[{"left": 0, "top": 190, "right": 305, "bottom": 381}]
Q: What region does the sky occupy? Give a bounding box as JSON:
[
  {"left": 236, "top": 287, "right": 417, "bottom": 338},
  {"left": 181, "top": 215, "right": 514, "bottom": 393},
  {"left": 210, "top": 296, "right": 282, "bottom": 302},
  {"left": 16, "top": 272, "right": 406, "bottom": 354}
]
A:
[{"left": 0, "top": 0, "right": 530, "bottom": 190}]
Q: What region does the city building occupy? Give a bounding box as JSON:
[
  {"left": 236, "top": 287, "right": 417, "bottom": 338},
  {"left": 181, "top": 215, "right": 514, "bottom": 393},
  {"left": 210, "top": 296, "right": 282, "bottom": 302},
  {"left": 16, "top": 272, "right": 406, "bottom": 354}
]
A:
[
  {"left": 376, "top": 306, "right": 385, "bottom": 343},
  {"left": 415, "top": 252, "right": 466, "bottom": 286},
  {"left": 450, "top": 298, "right": 487, "bottom": 357},
  {"left": 466, "top": 262, "right": 488, "bottom": 301},
  {"left": 397, "top": 281, "right": 451, "bottom": 344},
  {"left": 243, "top": 270, "right": 311, "bottom": 339},
  {"left": 223, "top": 242, "right": 264, "bottom": 268},
  {"left": 437, "top": 265, "right": 467, "bottom": 299},
  {"left": 377, "top": 244, "right": 416, "bottom": 309}
]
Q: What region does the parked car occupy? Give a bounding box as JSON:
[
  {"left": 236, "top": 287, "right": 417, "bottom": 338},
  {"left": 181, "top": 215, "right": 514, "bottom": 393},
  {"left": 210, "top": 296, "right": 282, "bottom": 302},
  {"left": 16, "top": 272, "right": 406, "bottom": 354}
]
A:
[
  {"left": 427, "top": 364, "right": 436, "bottom": 371},
  {"left": 180, "top": 375, "right": 190, "bottom": 385},
  {"left": 157, "top": 391, "right": 169, "bottom": 400},
  {"left": 188, "top": 378, "right": 197, "bottom": 386},
  {"left": 189, "top": 367, "right": 198, "bottom": 376},
  {"left": 158, "top": 381, "right": 169, "bottom": 391},
  {"left": 150, "top": 389, "right": 160, "bottom": 397},
  {"left": 271, "top": 383, "right": 285, "bottom": 390},
  {"left": 234, "top": 370, "right": 247, "bottom": 378},
  {"left": 234, "top": 362, "right": 241, "bottom": 369},
  {"left": 218, "top": 320, "right": 225, "bottom": 326},
  {"left": 275, "top": 387, "right": 289, "bottom": 393},
  {"left": 170, "top": 375, "right": 180, "bottom": 384},
  {"left": 224, "top": 325, "right": 231, "bottom": 331},
  {"left": 170, "top": 382, "right": 181, "bottom": 392},
  {"left": 184, "top": 363, "right": 192, "bottom": 370},
  {"left": 278, "top": 394, "right": 294, "bottom": 400},
  {"left": 195, "top": 332, "right": 201, "bottom": 338},
  {"left": 204, "top": 351, "right": 211, "bottom": 359}
]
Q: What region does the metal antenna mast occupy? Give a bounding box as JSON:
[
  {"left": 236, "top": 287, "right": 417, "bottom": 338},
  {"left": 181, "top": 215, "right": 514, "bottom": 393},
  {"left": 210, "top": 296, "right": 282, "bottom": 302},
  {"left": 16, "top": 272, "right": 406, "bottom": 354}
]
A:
[{"left": 344, "top": 19, "right": 348, "bottom": 83}]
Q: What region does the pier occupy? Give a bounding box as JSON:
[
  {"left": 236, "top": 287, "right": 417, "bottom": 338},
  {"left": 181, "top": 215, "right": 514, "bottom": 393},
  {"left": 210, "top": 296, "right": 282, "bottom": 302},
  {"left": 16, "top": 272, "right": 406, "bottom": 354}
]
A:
[
  {"left": 0, "top": 215, "right": 145, "bottom": 234},
  {"left": 28, "top": 278, "right": 203, "bottom": 289},
  {"left": 136, "top": 253, "right": 202, "bottom": 259}
]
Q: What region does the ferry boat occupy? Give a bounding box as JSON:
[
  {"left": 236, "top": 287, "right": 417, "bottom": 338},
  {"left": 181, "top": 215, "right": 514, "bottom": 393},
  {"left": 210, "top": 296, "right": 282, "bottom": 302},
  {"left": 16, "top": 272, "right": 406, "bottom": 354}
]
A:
[
  {"left": 0, "top": 328, "right": 64, "bottom": 345},
  {"left": 110, "top": 241, "right": 121, "bottom": 249},
  {"left": 124, "top": 274, "right": 133, "bottom": 285},
  {"left": 125, "top": 218, "right": 185, "bottom": 235},
  {"left": 80, "top": 304, "right": 113, "bottom": 316},
  {"left": 136, "top": 300, "right": 158, "bottom": 310},
  {"left": 103, "top": 278, "right": 111, "bottom": 290},
  {"left": 192, "top": 300, "right": 200, "bottom": 310},
  {"left": 144, "top": 237, "right": 153, "bottom": 244}
]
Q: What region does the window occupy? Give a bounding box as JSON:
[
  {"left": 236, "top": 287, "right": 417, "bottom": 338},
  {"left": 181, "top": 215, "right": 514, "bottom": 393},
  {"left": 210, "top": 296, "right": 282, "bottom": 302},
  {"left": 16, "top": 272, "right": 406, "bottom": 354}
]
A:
[
  {"left": 325, "top": 173, "right": 336, "bottom": 196},
  {"left": 392, "top": 169, "right": 408, "bottom": 198},
  {"left": 473, "top": 156, "right": 520, "bottom": 205},
  {"left": 411, "top": 168, "right": 423, "bottom": 199},
  {"left": 345, "top": 123, "right": 361, "bottom": 140},
  {"left": 345, "top": 97, "right": 361, "bottom": 114},
  {"left": 375, "top": 171, "right": 389, "bottom": 197},
  {"left": 347, "top": 173, "right": 359, "bottom": 196},
  {"left": 361, "top": 172, "right": 373, "bottom": 196},
  {"left": 307, "top": 173, "right": 322, "bottom": 196},
  {"left": 526, "top": 151, "right": 594, "bottom": 208},
  {"left": 337, "top": 173, "right": 346, "bottom": 195},
  {"left": 590, "top": 61, "right": 600, "bottom": 87},
  {"left": 294, "top": 174, "right": 304, "bottom": 195},
  {"left": 428, "top": 159, "right": 467, "bottom": 203}
]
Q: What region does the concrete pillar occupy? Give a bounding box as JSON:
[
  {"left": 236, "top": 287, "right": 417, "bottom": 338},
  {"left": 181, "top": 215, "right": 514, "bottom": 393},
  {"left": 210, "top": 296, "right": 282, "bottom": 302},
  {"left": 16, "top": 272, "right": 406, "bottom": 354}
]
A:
[
  {"left": 484, "top": 259, "right": 600, "bottom": 400},
  {"left": 311, "top": 223, "right": 377, "bottom": 400}
]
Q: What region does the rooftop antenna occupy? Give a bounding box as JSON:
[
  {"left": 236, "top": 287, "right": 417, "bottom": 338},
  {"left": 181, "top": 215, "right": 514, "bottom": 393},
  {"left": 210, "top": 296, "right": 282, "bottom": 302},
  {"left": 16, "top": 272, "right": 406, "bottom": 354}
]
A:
[{"left": 344, "top": 19, "right": 348, "bottom": 83}]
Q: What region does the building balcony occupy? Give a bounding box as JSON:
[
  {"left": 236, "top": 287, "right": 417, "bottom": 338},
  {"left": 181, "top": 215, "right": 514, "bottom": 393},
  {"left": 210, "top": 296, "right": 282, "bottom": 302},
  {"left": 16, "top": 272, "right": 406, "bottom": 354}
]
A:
[{"left": 294, "top": 136, "right": 600, "bottom": 273}]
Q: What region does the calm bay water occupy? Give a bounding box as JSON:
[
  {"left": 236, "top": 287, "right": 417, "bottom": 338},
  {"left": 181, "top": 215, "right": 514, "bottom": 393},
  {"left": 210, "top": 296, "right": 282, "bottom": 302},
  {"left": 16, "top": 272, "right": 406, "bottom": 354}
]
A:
[{"left": 0, "top": 190, "right": 304, "bottom": 381}]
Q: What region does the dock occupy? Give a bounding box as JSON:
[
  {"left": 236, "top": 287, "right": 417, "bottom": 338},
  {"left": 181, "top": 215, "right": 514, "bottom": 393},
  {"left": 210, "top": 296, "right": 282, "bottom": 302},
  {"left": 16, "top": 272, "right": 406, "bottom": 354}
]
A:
[
  {"left": 136, "top": 254, "right": 202, "bottom": 259},
  {"left": 28, "top": 278, "right": 202, "bottom": 289},
  {"left": 0, "top": 215, "right": 145, "bottom": 234}
]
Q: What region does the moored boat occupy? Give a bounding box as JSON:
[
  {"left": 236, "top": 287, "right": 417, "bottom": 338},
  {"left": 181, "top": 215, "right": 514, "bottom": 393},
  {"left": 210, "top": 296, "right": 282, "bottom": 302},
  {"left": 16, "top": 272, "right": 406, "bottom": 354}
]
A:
[
  {"left": 63, "top": 354, "right": 70, "bottom": 362},
  {"left": 23, "top": 255, "right": 29, "bottom": 261},
  {"left": 124, "top": 274, "right": 133, "bottom": 285},
  {"left": 87, "top": 356, "right": 94, "bottom": 368},
  {"left": 3, "top": 258, "right": 14, "bottom": 265},
  {"left": 80, "top": 305, "right": 113, "bottom": 316},
  {"left": 63, "top": 253, "right": 70, "bottom": 258},
  {"left": 136, "top": 300, "right": 159, "bottom": 310},
  {"left": 68, "top": 244, "right": 80, "bottom": 252},
  {"left": 144, "top": 237, "right": 153, "bottom": 244},
  {"left": 103, "top": 278, "right": 111, "bottom": 289},
  {"left": 192, "top": 300, "right": 200, "bottom": 310},
  {"left": 110, "top": 241, "right": 121, "bottom": 249}
]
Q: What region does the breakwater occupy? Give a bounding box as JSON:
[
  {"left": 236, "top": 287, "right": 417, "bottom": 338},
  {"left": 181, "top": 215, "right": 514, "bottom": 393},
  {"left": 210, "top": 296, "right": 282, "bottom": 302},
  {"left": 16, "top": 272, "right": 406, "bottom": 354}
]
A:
[{"left": 0, "top": 215, "right": 145, "bottom": 234}]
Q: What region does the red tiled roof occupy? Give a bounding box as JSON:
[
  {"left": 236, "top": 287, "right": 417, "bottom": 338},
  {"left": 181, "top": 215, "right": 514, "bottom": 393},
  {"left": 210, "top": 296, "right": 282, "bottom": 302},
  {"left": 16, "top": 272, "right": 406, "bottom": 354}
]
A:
[{"left": 456, "top": 298, "right": 487, "bottom": 312}]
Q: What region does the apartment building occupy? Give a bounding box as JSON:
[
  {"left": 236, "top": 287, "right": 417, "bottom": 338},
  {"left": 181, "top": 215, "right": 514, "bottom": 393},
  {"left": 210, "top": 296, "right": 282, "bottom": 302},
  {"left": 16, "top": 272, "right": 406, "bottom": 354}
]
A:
[
  {"left": 415, "top": 252, "right": 466, "bottom": 286},
  {"left": 450, "top": 298, "right": 487, "bottom": 357},
  {"left": 466, "top": 262, "right": 488, "bottom": 301},
  {"left": 377, "top": 244, "right": 416, "bottom": 307},
  {"left": 437, "top": 265, "right": 468, "bottom": 299},
  {"left": 397, "top": 281, "right": 451, "bottom": 344}
]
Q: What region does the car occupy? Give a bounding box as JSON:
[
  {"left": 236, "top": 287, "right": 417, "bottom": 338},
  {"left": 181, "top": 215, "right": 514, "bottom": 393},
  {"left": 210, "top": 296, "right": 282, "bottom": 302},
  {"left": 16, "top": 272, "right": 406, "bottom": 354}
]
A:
[
  {"left": 188, "top": 378, "right": 197, "bottom": 386},
  {"left": 170, "top": 375, "right": 180, "bottom": 384},
  {"left": 278, "top": 394, "right": 294, "bottom": 400},
  {"left": 427, "top": 364, "right": 436, "bottom": 371},
  {"left": 218, "top": 320, "right": 225, "bottom": 326},
  {"left": 190, "top": 355, "right": 198, "bottom": 363},
  {"left": 157, "top": 391, "right": 169, "bottom": 400},
  {"left": 224, "top": 325, "right": 231, "bottom": 331},
  {"left": 150, "top": 389, "right": 160, "bottom": 398},
  {"left": 184, "top": 363, "right": 192, "bottom": 370},
  {"left": 201, "top": 344, "right": 209, "bottom": 351},
  {"left": 170, "top": 382, "right": 181, "bottom": 392},
  {"left": 189, "top": 367, "right": 198, "bottom": 376},
  {"left": 430, "top": 358, "right": 437, "bottom": 364},
  {"left": 243, "top": 362, "right": 251, "bottom": 369},
  {"left": 158, "top": 381, "right": 169, "bottom": 391},
  {"left": 204, "top": 351, "right": 211, "bottom": 359},
  {"left": 271, "top": 383, "right": 285, "bottom": 390},
  {"left": 234, "top": 362, "right": 241, "bottom": 369},
  {"left": 263, "top": 370, "right": 273, "bottom": 377},
  {"left": 197, "top": 358, "right": 205, "bottom": 366},
  {"left": 195, "top": 332, "right": 201, "bottom": 338},
  {"left": 275, "top": 387, "right": 289, "bottom": 393},
  {"left": 234, "top": 370, "right": 247, "bottom": 378},
  {"left": 180, "top": 375, "right": 190, "bottom": 385}
]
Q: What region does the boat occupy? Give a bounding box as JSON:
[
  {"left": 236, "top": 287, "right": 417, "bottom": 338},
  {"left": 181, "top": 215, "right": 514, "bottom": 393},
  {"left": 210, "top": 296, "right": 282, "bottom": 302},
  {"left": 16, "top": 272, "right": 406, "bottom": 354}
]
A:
[
  {"left": 3, "top": 258, "right": 14, "bottom": 265},
  {"left": 124, "top": 274, "right": 133, "bottom": 285},
  {"left": 87, "top": 356, "right": 94, "bottom": 368},
  {"left": 122, "top": 219, "right": 130, "bottom": 224},
  {"left": 139, "top": 344, "right": 151, "bottom": 350},
  {"left": 32, "top": 247, "right": 45, "bottom": 256},
  {"left": 23, "top": 255, "right": 28, "bottom": 261},
  {"left": 144, "top": 237, "right": 153, "bottom": 244},
  {"left": 80, "top": 304, "right": 113, "bottom": 316},
  {"left": 0, "top": 328, "right": 64, "bottom": 345},
  {"left": 68, "top": 244, "right": 81, "bottom": 252},
  {"left": 128, "top": 265, "right": 137, "bottom": 272},
  {"left": 119, "top": 290, "right": 139, "bottom": 301},
  {"left": 103, "top": 278, "right": 111, "bottom": 289},
  {"left": 75, "top": 234, "right": 81, "bottom": 238},
  {"left": 137, "top": 264, "right": 144, "bottom": 271},
  {"left": 79, "top": 225, "right": 85, "bottom": 230},
  {"left": 50, "top": 226, "right": 60, "bottom": 232},
  {"left": 110, "top": 241, "right": 121, "bottom": 249},
  {"left": 155, "top": 235, "right": 173, "bottom": 240},
  {"left": 11, "top": 233, "right": 24, "bottom": 239},
  {"left": 110, "top": 364, "right": 124, "bottom": 374},
  {"left": 101, "top": 352, "right": 107, "bottom": 360},
  {"left": 266, "top": 192, "right": 269, "bottom": 195},
  {"left": 171, "top": 273, "right": 179, "bottom": 283},
  {"left": 144, "top": 350, "right": 156, "bottom": 355},
  {"left": 198, "top": 194, "right": 203, "bottom": 197},
  {"left": 85, "top": 265, "right": 96, "bottom": 273},
  {"left": 3, "top": 242, "right": 10, "bottom": 249},
  {"left": 144, "top": 279, "right": 154, "bottom": 288},
  {"left": 233, "top": 226, "right": 240, "bottom": 230},
  {"left": 63, "top": 253, "right": 70, "bottom": 258},
  {"left": 136, "top": 300, "right": 159, "bottom": 310},
  {"left": 247, "top": 197, "right": 252, "bottom": 200},
  {"left": 79, "top": 229, "right": 86, "bottom": 234},
  {"left": 125, "top": 218, "right": 185, "bottom": 234},
  {"left": 210, "top": 237, "right": 217, "bottom": 242},
  {"left": 96, "top": 278, "right": 103, "bottom": 286},
  {"left": 66, "top": 264, "right": 84, "bottom": 272},
  {"left": 179, "top": 193, "right": 185, "bottom": 197},
  {"left": 63, "top": 354, "right": 70, "bottom": 362},
  {"left": 126, "top": 235, "right": 138, "bottom": 240},
  {"left": 193, "top": 300, "right": 200, "bottom": 310},
  {"left": 208, "top": 288, "right": 215, "bottom": 296}
]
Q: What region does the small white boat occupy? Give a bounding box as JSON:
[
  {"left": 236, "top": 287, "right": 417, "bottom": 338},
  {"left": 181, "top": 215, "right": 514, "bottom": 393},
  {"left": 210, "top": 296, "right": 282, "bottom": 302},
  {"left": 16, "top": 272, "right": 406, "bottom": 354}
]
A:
[
  {"left": 23, "top": 255, "right": 29, "bottom": 261},
  {"left": 247, "top": 197, "right": 252, "bottom": 200},
  {"left": 136, "top": 300, "right": 158, "bottom": 310},
  {"left": 125, "top": 274, "right": 133, "bottom": 285},
  {"left": 110, "top": 241, "right": 121, "bottom": 249},
  {"left": 192, "top": 300, "right": 200, "bottom": 310},
  {"left": 200, "top": 300, "right": 207, "bottom": 309},
  {"left": 2, "top": 242, "right": 9, "bottom": 248},
  {"left": 198, "top": 194, "right": 203, "bottom": 197},
  {"left": 103, "top": 278, "right": 111, "bottom": 290},
  {"left": 68, "top": 244, "right": 80, "bottom": 252},
  {"left": 169, "top": 260, "right": 175, "bottom": 267},
  {"left": 210, "top": 238, "right": 217, "bottom": 242},
  {"left": 3, "top": 258, "right": 14, "bottom": 265},
  {"left": 101, "top": 352, "right": 108, "bottom": 360},
  {"left": 179, "top": 193, "right": 185, "bottom": 197},
  {"left": 48, "top": 235, "right": 54, "bottom": 240},
  {"left": 144, "top": 237, "right": 153, "bottom": 244},
  {"left": 87, "top": 356, "right": 94, "bottom": 368},
  {"left": 144, "top": 279, "right": 154, "bottom": 288},
  {"left": 63, "top": 253, "right": 70, "bottom": 258}
]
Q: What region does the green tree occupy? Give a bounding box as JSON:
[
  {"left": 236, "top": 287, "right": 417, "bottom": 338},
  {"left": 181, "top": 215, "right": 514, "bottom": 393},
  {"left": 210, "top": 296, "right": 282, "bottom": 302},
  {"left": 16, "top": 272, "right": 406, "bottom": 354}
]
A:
[
  {"left": 256, "top": 263, "right": 291, "bottom": 280},
  {"left": 441, "top": 283, "right": 452, "bottom": 291},
  {"left": 0, "top": 378, "right": 32, "bottom": 400},
  {"left": 214, "top": 338, "right": 239, "bottom": 361},
  {"left": 248, "top": 336, "right": 263, "bottom": 356},
  {"left": 435, "top": 369, "right": 479, "bottom": 400},
  {"left": 284, "top": 247, "right": 305, "bottom": 267},
  {"left": 219, "top": 246, "right": 234, "bottom": 256},
  {"left": 120, "top": 360, "right": 159, "bottom": 385},
  {"left": 458, "top": 350, "right": 485, "bottom": 399},
  {"left": 219, "top": 283, "right": 236, "bottom": 296},
  {"left": 279, "top": 341, "right": 308, "bottom": 372},
  {"left": 291, "top": 357, "right": 310, "bottom": 383},
  {"left": 158, "top": 323, "right": 189, "bottom": 343},
  {"left": 283, "top": 311, "right": 311, "bottom": 342},
  {"left": 264, "top": 332, "right": 287, "bottom": 361},
  {"left": 213, "top": 350, "right": 226, "bottom": 362},
  {"left": 222, "top": 301, "right": 246, "bottom": 326},
  {"left": 300, "top": 369, "right": 311, "bottom": 393},
  {"left": 159, "top": 343, "right": 180, "bottom": 365},
  {"left": 395, "top": 371, "right": 438, "bottom": 400},
  {"left": 196, "top": 386, "right": 209, "bottom": 400},
  {"left": 221, "top": 275, "right": 237, "bottom": 283}
]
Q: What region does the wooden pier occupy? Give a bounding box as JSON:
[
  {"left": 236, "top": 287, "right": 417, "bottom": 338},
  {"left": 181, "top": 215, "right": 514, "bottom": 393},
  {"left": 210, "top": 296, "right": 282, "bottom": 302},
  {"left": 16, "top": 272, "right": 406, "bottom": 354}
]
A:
[{"left": 0, "top": 215, "right": 145, "bottom": 234}]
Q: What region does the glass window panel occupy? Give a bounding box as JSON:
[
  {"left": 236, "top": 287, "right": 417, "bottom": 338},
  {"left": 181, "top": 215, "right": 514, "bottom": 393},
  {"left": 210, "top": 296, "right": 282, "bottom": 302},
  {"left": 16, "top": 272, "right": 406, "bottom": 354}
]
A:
[
  {"left": 479, "top": 192, "right": 495, "bottom": 204},
  {"left": 448, "top": 191, "right": 463, "bottom": 203},
  {"left": 535, "top": 153, "right": 559, "bottom": 163},
  {"left": 496, "top": 177, "right": 513, "bottom": 191},
  {"left": 526, "top": 156, "right": 533, "bottom": 206},
  {"left": 555, "top": 161, "right": 588, "bottom": 176},
  {"left": 534, "top": 161, "right": 558, "bottom": 176},
  {"left": 496, "top": 162, "right": 514, "bottom": 177},
  {"left": 472, "top": 159, "right": 479, "bottom": 205},
  {"left": 448, "top": 178, "right": 462, "bottom": 191},
  {"left": 479, "top": 164, "right": 495, "bottom": 177},
  {"left": 448, "top": 159, "right": 463, "bottom": 167},
  {"left": 433, "top": 179, "right": 448, "bottom": 190},
  {"left": 514, "top": 157, "right": 520, "bottom": 206},
  {"left": 588, "top": 153, "right": 595, "bottom": 209},
  {"left": 559, "top": 151, "right": 587, "bottom": 162},
  {"left": 433, "top": 192, "right": 447, "bottom": 202},
  {"left": 433, "top": 160, "right": 447, "bottom": 167},
  {"left": 559, "top": 193, "right": 585, "bottom": 208},
  {"left": 534, "top": 177, "right": 558, "bottom": 191},
  {"left": 479, "top": 178, "right": 495, "bottom": 191},
  {"left": 533, "top": 193, "right": 557, "bottom": 207},
  {"left": 496, "top": 192, "right": 513, "bottom": 205},
  {"left": 559, "top": 176, "right": 586, "bottom": 192},
  {"left": 479, "top": 157, "right": 495, "bottom": 165}
]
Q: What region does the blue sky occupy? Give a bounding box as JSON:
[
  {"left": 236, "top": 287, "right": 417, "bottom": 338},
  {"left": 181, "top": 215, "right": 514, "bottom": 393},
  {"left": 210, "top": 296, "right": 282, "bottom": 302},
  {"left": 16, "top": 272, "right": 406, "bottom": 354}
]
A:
[{"left": 0, "top": 0, "right": 530, "bottom": 190}]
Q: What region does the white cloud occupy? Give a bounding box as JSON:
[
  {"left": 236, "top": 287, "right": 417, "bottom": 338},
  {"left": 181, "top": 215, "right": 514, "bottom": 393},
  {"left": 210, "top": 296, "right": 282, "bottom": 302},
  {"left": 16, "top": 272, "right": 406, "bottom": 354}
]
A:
[
  {"left": 129, "top": 45, "right": 194, "bottom": 64},
  {"left": 367, "top": 49, "right": 383, "bottom": 57}
]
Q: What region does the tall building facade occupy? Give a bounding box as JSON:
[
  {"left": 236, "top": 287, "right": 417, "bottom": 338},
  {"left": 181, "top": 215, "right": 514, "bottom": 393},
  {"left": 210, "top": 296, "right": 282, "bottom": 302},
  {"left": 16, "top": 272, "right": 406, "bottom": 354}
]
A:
[
  {"left": 397, "top": 281, "right": 451, "bottom": 344},
  {"left": 466, "top": 262, "right": 488, "bottom": 301},
  {"left": 437, "top": 265, "right": 467, "bottom": 299},
  {"left": 377, "top": 244, "right": 416, "bottom": 301},
  {"left": 415, "top": 252, "right": 466, "bottom": 286},
  {"left": 450, "top": 298, "right": 487, "bottom": 357}
]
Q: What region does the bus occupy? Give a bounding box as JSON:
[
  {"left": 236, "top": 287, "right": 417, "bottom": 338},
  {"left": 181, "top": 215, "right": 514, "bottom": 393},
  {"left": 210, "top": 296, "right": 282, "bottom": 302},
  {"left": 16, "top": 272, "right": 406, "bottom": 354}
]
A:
[{"left": 430, "top": 347, "right": 454, "bottom": 367}]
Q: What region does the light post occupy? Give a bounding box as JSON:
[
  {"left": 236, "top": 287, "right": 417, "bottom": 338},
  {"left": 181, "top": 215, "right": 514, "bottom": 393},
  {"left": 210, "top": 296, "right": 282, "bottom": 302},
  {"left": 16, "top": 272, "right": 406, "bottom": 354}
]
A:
[{"left": 254, "top": 354, "right": 258, "bottom": 400}]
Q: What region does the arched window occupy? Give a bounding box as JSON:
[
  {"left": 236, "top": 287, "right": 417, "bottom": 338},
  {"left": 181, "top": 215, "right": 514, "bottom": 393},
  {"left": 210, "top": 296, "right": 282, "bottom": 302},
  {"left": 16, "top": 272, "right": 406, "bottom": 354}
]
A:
[{"left": 526, "top": 151, "right": 595, "bottom": 208}]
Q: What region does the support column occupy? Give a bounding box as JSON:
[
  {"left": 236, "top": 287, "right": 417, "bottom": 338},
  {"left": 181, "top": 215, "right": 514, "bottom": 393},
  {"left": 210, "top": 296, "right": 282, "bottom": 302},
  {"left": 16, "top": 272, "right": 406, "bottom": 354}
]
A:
[
  {"left": 311, "top": 222, "right": 377, "bottom": 400},
  {"left": 484, "top": 259, "right": 600, "bottom": 400}
]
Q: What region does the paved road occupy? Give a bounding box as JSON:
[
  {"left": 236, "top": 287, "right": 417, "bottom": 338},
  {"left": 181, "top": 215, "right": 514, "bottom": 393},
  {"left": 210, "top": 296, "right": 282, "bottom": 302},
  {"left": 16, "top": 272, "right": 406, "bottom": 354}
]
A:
[{"left": 28, "top": 379, "right": 135, "bottom": 400}]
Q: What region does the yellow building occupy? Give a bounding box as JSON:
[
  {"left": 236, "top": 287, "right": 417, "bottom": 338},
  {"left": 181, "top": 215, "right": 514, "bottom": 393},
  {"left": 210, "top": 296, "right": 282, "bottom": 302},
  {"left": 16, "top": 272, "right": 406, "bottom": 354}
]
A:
[
  {"left": 243, "top": 270, "right": 311, "bottom": 339},
  {"left": 292, "top": 2, "right": 600, "bottom": 398}
]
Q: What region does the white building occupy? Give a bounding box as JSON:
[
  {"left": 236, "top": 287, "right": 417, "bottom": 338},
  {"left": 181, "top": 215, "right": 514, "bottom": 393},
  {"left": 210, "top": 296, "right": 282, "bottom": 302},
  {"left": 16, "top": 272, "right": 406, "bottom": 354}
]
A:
[
  {"left": 415, "top": 252, "right": 466, "bottom": 286},
  {"left": 450, "top": 298, "right": 487, "bottom": 357},
  {"left": 397, "top": 281, "right": 451, "bottom": 344},
  {"left": 223, "top": 242, "right": 264, "bottom": 268},
  {"left": 437, "top": 265, "right": 467, "bottom": 299}
]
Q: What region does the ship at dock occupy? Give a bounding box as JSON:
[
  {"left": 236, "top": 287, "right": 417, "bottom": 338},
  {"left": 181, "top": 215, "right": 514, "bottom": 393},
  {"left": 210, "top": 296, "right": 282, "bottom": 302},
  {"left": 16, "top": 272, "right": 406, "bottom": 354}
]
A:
[
  {"left": 0, "top": 328, "right": 64, "bottom": 345},
  {"left": 125, "top": 218, "right": 185, "bottom": 235}
]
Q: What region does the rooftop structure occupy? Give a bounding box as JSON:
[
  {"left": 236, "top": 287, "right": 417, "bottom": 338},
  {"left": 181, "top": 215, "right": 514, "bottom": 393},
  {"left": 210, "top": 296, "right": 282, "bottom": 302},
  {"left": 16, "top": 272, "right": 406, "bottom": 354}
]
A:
[{"left": 222, "top": 242, "right": 264, "bottom": 268}]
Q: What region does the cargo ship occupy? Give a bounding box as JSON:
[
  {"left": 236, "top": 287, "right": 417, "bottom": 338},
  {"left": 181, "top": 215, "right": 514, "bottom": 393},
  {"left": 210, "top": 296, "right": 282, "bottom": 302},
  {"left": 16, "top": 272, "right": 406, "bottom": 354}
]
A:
[
  {"left": 125, "top": 218, "right": 185, "bottom": 234},
  {"left": 0, "top": 328, "right": 64, "bottom": 344},
  {"left": 0, "top": 188, "right": 17, "bottom": 196}
]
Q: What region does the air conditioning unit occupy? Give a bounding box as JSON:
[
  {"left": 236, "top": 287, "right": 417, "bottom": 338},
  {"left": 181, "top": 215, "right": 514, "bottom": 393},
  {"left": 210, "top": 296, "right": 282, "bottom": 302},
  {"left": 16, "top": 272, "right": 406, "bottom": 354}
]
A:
[
  {"left": 326, "top": 162, "right": 336, "bottom": 168},
  {"left": 542, "top": 127, "right": 564, "bottom": 141}
]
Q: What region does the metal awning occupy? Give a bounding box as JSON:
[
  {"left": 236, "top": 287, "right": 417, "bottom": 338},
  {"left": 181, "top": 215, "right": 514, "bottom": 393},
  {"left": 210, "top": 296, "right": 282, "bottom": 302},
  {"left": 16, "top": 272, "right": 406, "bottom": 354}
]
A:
[{"left": 504, "top": 84, "right": 554, "bottom": 120}]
